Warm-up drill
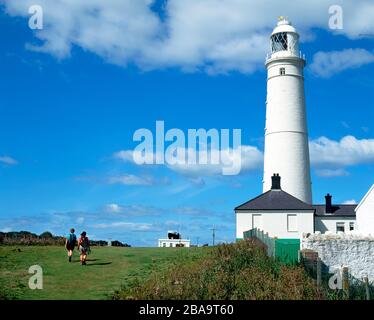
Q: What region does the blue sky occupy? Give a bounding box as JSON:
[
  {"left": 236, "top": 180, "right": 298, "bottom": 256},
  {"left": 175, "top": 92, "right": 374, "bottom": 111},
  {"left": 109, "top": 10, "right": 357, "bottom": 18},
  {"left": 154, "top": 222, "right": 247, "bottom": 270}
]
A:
[{"left": 0, "top": 0, "right": 373, "bottom": 246}]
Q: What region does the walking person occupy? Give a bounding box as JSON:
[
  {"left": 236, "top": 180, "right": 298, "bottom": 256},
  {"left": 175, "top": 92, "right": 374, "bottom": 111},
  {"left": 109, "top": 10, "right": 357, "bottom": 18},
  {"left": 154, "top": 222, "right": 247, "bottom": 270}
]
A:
[
  {"left": 65, "top": 228, "right": 77, "bottom": 262},
  {"left": 78, "top": 231, "right": 90, "bottom": 265}
]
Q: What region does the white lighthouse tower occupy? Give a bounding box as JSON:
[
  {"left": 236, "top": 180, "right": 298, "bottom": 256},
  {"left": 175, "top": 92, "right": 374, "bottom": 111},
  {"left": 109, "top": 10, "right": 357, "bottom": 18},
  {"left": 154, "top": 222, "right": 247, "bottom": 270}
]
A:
[{"left": 262, "top": 17, "right": 312, "bottom": 204}]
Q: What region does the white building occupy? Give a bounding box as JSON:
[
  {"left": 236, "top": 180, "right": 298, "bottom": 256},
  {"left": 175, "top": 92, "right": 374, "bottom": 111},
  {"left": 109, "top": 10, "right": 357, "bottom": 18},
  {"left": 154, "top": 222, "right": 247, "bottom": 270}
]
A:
[
  {"left": 313, "top": 193, "right": 356, "bottom": 234},
  {"left": 235, "top": 18, "right": 362, "bottom": 240},
  {"left": 158, "top": 238, "right": 190, "bottom": 248},
  {"left": 235, "top": 175, "right": 356, "bottom": 240},
  {"left": 158, "top": 231, "right": 190, "bottom": 247},
  {"left": 236, "top": 175, "right": 314, "bottom": 240},
  {"left": 355, "top": 185, "right": 374, "bottom": 235}
]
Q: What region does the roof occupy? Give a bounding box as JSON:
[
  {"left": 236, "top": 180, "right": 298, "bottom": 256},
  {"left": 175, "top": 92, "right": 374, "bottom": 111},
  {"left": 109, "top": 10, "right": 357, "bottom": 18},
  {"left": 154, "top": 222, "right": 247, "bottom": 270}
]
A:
[
  {"left": 313, "top": 204, "right": 357, "bottom": 217},
  {"left": 235, "top": 189, "right": 357, "bottom": 217},
  {"left": 355, "top": 184, "right": 374, "bottom": 212},
  {"left": 235, "top": 189, "right": 314, "bottom": 211}
]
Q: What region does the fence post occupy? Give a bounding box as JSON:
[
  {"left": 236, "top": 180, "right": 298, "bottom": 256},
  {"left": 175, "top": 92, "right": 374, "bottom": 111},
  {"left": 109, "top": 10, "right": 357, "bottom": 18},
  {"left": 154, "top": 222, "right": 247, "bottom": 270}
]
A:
[
  {"left": 364, "top": 276, "right": 370, "bottom": 300},
  {"left": 316, "top": 258, "right": 322, "bottom": 287},
  {"left": 342, "top": 267, "right": 350, "bottom": 299}
]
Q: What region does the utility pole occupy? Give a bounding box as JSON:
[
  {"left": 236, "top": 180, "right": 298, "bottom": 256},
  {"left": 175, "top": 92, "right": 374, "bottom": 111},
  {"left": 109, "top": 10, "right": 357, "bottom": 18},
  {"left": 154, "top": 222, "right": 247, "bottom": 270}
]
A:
[{"left": 210, "top": 225, "right": 216, "bottom": 246}]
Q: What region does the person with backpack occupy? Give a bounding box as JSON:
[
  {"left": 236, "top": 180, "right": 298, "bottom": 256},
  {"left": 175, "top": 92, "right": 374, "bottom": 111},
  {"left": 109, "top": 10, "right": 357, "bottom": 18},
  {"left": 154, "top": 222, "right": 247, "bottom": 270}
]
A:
[
  {"left": 65, "top": 228, "right": 77, "bottom": 262},
  {"left": 78, "top": 231, "right": 90, "bottom": 265}
]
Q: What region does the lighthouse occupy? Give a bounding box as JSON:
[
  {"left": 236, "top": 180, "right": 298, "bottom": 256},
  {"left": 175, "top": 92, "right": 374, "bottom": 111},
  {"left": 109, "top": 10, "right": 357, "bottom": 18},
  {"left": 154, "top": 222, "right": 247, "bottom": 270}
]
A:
[
  {"left": 262, "top": 17, "right": 312, "bottom": 204},
  {"left": 235, "top": 17, "right": 361, "bottom": 242}
]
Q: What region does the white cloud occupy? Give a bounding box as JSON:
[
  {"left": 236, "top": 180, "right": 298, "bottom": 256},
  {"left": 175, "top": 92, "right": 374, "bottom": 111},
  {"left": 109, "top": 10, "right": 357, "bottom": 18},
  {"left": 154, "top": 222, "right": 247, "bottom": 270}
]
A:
[
  {"left": 2, "top": 0, "right": 374, "bottom": 74},
  {"left": 310, "top": 135, "right": 374, "bottom": 167},
  {"left": 315, "top": 168, "right": 350, "bottom": 177},
  {"left": 92, "top": 221, "right": 155, "bottom": 231},
  {"left": 102, "top": 203, "right": 222, "bottom": 219},
  {"left": 343, "top": 199, "right": 357, "bottom": 205},
  {"left": 310, "top": 49, "right": 374, "bottom": 78},
  {"left": 169, "top": 146, "right": 263, "bottom": 176},
  {"left": 113, "top": 150, "right": 134, "bottom": 162},
  {"left": 174, "top": 206, "right": 212, "bottom": 217},
  {"left": 0, "top": 156, "right": 18, "bottom": 165},
  {"left": 106, "top": 174, "right": 169, "bottom": 186},
  {"left": 115, "top": 145, "right": 263, "bottom": 177},
  {"left": 103, "top": 204, "right": 164, "bottom": 216},
  {"left": 116, "top": 135, "right": 374, "bottom": 177},
  {"left": 105, "top": 203, "right": 121, "bottom": 213},
  {"left": 76, "top": 217, "right": 85, "bottom": 224}
]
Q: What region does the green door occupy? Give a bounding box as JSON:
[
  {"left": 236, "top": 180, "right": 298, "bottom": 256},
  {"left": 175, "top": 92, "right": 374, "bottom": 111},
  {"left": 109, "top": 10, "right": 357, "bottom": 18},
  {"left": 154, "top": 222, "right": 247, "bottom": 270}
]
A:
[{"left": 275, "top": 239, "right": 300, "bottom": 265}]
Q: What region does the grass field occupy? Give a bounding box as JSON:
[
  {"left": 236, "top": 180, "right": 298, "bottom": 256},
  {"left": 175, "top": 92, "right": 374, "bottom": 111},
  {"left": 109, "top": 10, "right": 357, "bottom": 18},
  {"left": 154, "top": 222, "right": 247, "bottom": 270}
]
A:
[
  {"left": 0, "top": 245, "right": 207, "bottom": 300},
  {"left": 2, "top": 242, "right": 371, "bottom": 300}
]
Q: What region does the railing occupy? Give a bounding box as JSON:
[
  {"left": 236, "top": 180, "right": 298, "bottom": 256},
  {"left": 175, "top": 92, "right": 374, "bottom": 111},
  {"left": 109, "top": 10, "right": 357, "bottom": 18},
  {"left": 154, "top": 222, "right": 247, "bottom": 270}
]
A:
[{"left": 265, "top": 50, "right": 306, "bottom": 62}]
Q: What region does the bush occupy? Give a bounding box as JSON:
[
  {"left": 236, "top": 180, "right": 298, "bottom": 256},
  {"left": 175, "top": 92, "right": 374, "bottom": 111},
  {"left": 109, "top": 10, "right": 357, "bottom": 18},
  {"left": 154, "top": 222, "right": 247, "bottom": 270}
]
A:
[
  {"left": 39, "top": 231, "right": 53, "bottom": 239},
  {"left": 0, "top": 231, "right": 65, "bottom": 246},
  {"left": 112, "top": 240, "right": 322, "bottom": 300}
]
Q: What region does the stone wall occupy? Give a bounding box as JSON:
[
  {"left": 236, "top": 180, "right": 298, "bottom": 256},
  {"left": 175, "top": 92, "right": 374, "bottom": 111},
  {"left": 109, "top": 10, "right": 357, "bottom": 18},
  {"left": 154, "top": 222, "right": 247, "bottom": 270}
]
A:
[{"left": 302, "top": 233, "right": 374, "bottom": 281}]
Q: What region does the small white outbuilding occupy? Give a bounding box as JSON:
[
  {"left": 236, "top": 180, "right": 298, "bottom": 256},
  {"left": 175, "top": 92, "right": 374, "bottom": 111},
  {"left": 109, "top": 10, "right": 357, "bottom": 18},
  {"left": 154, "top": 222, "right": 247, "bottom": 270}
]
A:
[
  {"left": 158, "top": 231, "right": 190, "bottom": 248},
  {"left": 355, "top": 185, "right": 374, "bottom": 236},
  {"left": 158, "top": 238, "right": 190, "bottom": 248}
]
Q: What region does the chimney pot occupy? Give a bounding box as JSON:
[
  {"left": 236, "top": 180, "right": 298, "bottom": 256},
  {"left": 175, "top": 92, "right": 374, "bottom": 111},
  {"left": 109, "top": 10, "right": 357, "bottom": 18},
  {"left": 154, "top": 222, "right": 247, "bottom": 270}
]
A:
[{"left": 271, "top": 174, "right": 281, "bottom": 190}]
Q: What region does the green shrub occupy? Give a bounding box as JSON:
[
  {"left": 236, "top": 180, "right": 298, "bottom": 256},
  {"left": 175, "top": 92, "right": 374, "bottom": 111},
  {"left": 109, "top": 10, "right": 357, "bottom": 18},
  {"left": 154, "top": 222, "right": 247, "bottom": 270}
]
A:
[
  {"left": 39, "top": 231, "right": 53, "bottom": 239},
  {"left": 112, "top": 240, "right": 322, "bottom": 300}
]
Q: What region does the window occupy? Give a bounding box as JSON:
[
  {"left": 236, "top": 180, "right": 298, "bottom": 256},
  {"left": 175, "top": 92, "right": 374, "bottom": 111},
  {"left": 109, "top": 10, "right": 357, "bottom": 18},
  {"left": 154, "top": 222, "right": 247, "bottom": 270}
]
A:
[
  {"left": 252, "top": 214, "right": 262, "bottom": 230},
  {"left": 169, "top": 243, "right": 173, "bottom": 247},
  {"left": 287, "top": 214, "right": 298, "bottom": 232},
  {"left": 280, "top": 67, "right": 286, "bottom": 75},
  {"left": 162, "top": 243, "right": 166, "bottom": 247},
  {"left": 336, "top": 222, "right": 345, "bottom": 233},
  {"left": 271, "top": 32, "right": 288, "bottom": 53},
  {"left": 349, "top": 222, "right": 355, "bottom": 231}
]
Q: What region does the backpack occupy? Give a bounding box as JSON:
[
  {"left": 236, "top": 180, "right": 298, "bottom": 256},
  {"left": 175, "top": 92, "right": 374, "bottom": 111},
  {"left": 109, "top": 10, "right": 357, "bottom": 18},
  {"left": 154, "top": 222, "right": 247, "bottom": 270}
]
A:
[
  {"left": 68, "top": 233, "right": 76, "bottom": 245},
  {"left": 81, "top": 237, "right": 89, "bottom": 248}
]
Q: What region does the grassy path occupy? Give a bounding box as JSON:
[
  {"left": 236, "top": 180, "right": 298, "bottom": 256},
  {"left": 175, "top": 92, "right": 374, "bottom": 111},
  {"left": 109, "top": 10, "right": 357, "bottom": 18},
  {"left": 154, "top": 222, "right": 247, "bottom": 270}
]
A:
[{"left": 0, "top": 246, "right": 202, "bottom": 300}]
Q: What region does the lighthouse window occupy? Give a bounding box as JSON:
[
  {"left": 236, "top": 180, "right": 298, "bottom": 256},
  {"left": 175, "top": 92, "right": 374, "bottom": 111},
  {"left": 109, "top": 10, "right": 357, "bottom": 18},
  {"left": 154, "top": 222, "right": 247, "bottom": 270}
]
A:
[
  {"left": 271, "top": 32, "right": 288, "bottom": 53},
  {"left": 280, "top": 68, "right": 286, "bottom": 75}
]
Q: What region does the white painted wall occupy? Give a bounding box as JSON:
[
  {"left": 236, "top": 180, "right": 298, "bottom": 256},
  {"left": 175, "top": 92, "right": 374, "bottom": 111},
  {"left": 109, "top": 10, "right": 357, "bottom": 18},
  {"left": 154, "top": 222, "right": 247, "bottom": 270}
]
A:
[
  {"left": 263, "top": 21, "right": 312, "bottom": 204},
  {"left": 302, "top": 233, "right": 374, "bottom": 281},
  {"left": 158, "top": 239, "right": 190, "bottom": 248},
  {"left": 236, "top": 210, "right": 314, "bottom": 239},
  {"left": 356, "top": 185, "right": 374, "bottom": 235},
  {"left": 314, "top": 216, "right": 356, "bottom": 234}
]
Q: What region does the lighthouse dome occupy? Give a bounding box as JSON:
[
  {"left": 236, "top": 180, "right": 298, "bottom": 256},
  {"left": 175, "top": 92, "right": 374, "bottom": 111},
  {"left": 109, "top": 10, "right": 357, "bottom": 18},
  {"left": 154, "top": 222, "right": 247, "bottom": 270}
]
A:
[{"left": 271, "top": 18, "right": 297, "bottom": 36}]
